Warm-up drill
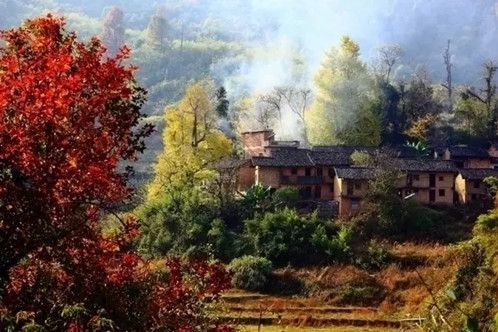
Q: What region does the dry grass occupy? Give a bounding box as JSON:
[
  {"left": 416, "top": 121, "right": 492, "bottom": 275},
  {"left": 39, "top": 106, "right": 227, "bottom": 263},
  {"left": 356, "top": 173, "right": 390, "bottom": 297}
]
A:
[
  {"left": 219, "top": 242, "right": 457, "bottom": 332},
  {"left": 239, "top": 325, "right": 419, "bottom": 332},
  {"left": 263, "top": 242, "right": 458, "bottom": 316}
]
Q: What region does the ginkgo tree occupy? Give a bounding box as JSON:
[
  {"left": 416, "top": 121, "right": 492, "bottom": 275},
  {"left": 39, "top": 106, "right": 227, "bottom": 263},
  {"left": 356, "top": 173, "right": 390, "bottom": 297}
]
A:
[
  {"left": 148, "top": 82, "right": 233, "bottom": 199},
  {"left": 0, "top": 15, "right": 232, "bottom": 331},
  {"left": 138, "top": 82, "right": 234, "bottom": 259},
  {"left": 307, "top": 36, "right": 381, "bottom": 146}
]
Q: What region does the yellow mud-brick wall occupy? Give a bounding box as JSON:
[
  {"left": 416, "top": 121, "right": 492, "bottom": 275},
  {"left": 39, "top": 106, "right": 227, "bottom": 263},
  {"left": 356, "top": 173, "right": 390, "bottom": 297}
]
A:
[
  {"left": 339, "top": 197, "right": 366, "bottom": 217},
  {"left": 465, "top": 159, "right": 491, "bottom": 169},
  {"left": 415, "top": 189, "right": 430, "bottom": 204},
  {"left": 238, "top": 165, "right": 256, "bottom": 191},
  {"left": 320, "top": 183, "right": 334, "bottom": 200},
  {"left": 281, "top": 167, "right": 310, "bottom": 177},
  {"left": 434, "top": 173, "right": 455, "bottom": 204},
  {"left": 411, "top": 173, "right": 430, "bottom": 188},
  {"left": 256, "top": 166, "right": 280, "bottom": 188}
]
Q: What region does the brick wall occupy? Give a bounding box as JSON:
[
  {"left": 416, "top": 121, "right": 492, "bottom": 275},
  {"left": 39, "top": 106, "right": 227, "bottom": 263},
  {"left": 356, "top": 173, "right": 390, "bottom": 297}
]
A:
[{"left": 241, "top": 131, "right": 274, "bottom": 157}]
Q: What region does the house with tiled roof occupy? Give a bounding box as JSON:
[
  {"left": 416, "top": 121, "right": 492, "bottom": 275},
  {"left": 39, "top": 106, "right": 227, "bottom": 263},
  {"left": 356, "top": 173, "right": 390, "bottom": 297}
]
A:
[
  {"left": 455, "top": 169, "right": 498, "bottom": 204},
  {"left": 237, "top": 130, "right": 498, "bottom": 217}
]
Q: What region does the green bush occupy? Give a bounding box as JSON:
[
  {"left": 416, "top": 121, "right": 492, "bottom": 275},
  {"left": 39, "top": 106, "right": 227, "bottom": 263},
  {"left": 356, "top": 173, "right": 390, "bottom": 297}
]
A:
[
  {"left": 402, "top": 200, "right": 442, "bottom": 234},
  {"left": 228, "top": 256, "right": 273, "bottom": 291},
  {"left": 207, "top": 218, "right": 234, "bottom": 262},
  {"left": 311, "top": 224, "right": 352, "bottom": 262},
  {"left": 272, "top": 187, "right": 299, "bottom": 209},
  {"left": 334, "top": 276, "right": 385, "bottom": 306},
  {"left": 136, "top": 189, "right": 222, "bottom": 258},
  {"left": 357, "top": 240, "right": 393, "bottom": 270},
  {"left": 242, "top": 208, "right": 346, "bottom": 265}
]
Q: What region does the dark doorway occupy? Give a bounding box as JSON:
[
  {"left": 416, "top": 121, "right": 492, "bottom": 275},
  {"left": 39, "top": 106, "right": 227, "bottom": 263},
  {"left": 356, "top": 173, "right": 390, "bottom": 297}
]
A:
[
  {"left": 429, "top": 190, "right": 436, "bottom": 203},
  {"left": 429, "top": 174, "right": 436, "bottom": 187}
]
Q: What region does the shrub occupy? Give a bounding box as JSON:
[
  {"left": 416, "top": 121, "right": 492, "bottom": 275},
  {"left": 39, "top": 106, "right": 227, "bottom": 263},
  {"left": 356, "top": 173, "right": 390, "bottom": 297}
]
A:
[
  {"left": 311, "top": 224, "right": 352, "bottom": 262},
  {"left": 228, "top": 256, "right": 273, "bottom": 291},
  {"left": 272, "top": 187, "right": 299, "bottom": 209},
  {"left": 402, "top": 200, "right": 442, "bottom": 234},
  {"left": 334, "top": 276, "right": 385, "bottom": 306},
  {"left": 265, "top": 270, "right": 306, "bottom": 295},
  {"left": 242, "top": 208, "right": 341, "bottom": 265},
  {"left": 207, "top": 218, "right": 234, "bottom": 262},
  {"left": 136, "top": 189, "right": 221, "bottom": 258},
  {"left": 242, "top": 184, "right": 273, "bottom": 215},
  {"left": 357, "top": 240, "right": 393, "bottom": 270}
]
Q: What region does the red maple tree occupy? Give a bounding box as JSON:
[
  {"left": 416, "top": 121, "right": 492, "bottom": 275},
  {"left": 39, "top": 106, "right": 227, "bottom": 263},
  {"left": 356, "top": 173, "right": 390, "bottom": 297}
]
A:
[{"left": 0, "top": 15, "right": 232, "bottom": 331}]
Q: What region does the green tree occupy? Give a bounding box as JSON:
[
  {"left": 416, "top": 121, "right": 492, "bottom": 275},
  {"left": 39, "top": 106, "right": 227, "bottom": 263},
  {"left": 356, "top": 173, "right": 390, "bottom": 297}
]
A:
[
  {"left": 455, "top": 62, "right": 498, "bottom": 138},
  {"left": 242, "top": 208, "right": 345, "bottom": 266},
  {"left": 307, "top": 36, "right": 381, "bottom": 146},
  {"left": 215, "top": 86, "right": 229, "bottom": 118},
  {"left": 147, "top": 82, "right": 233, "bottom": 199}
]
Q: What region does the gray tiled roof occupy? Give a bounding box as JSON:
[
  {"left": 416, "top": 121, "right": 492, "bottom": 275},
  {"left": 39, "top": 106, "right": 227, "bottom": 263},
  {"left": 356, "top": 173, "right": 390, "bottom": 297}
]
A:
[
  {"left": 252, "top": 148, "right": 314, "bottom": 167},
  {"left": 334, "top": 167, "right": 376, "bottom": 180},
  {"left": 215, "top": 158, "right": 251, "bottom": 170},
  {"left": 449, "top": 146, "right": 490, "bottom": 158},
  {"left": 312, "top": 145, "right": 378, "bottom": 154},
  {"left": 390, "top": 159, "right": 458, "bottom": 172},
  {"left": 459, "top": 169, "right": 498, "bottom": 180},
  {"left": 308, "top": 150, "right": 351, "bottom": 166},
  {"left": 251, "top": 146, "right": 354, "bottom": 167}
]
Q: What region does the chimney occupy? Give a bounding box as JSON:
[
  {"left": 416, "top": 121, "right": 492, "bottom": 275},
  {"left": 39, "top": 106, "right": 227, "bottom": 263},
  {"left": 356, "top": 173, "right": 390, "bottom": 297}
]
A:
[{"left": 241, "top": 130, "right": 275, "bottom": 158}]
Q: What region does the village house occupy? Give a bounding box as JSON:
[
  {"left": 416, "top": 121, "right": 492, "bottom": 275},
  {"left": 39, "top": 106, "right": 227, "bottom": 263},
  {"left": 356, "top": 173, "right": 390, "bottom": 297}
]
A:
[
  {"left": 455, "top": 169, "right": 498, "bottom": 204},
  {"left": 237, "top": 130, "right": 498, "bottom": 217}
]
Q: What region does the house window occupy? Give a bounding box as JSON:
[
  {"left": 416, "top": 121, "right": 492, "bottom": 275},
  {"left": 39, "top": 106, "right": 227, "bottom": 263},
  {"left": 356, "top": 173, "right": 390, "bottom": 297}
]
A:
[
  {"left": 354, "top": 181, "right": 361, "bottom": 190},
  {"left": 471, "top": 194, "right": 477, "bottom": 200},
  {"left": 291, "top": 168, "right": 297, "bottom": 175},
  {"left": 317, "top": 167, "right": 323, "bottom": 177},
  {"left": 473, "top": 181, "right": 480, "bottom": 189},
  {"left": 305, "top": 168, "right": 311, "bottom": 176},
  {"left": 439, "top": 189, "right": 445, "bottom": 197},
  {"left": 314, "top": 186, "right": 321, "bottom": 198},
  {"left": 413, "top": 174, "right": 420, "bottom": 181},
  {"left": 351, "top": 199, "right": 360, "bottom": 211},
  {"left": 439, "top": 176, "right": 444, "bottom": 181}
]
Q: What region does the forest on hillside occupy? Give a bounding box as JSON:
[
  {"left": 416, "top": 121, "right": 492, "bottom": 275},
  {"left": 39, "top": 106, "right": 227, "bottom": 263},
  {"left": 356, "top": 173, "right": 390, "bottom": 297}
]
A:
[
  {"left": 3, "top": 2, "right": 498, "bottom": 331},
  {"left": 3, "top": 1, "right": 498, "bottom": 172}
]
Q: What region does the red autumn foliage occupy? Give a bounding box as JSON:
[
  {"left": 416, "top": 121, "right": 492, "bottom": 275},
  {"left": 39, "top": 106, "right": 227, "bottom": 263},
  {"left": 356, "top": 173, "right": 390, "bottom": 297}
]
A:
[{"left": 0, "top": 15, "right": 233, "bottom": 331}]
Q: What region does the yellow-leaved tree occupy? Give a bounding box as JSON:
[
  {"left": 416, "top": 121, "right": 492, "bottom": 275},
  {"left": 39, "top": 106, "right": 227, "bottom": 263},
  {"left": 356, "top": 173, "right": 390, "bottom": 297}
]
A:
[
  {"left": 147, "top": 82, "right": 233, "bottom": 199},
  {"left": 306, "top": 36, "right": 381, "bottom": 146}
]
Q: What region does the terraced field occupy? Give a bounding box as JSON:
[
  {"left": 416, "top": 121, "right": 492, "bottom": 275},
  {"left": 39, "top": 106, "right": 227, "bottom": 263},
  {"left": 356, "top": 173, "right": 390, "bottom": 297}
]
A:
[{"left": 219, "top": 292, "right": 422, "bottom": 331}]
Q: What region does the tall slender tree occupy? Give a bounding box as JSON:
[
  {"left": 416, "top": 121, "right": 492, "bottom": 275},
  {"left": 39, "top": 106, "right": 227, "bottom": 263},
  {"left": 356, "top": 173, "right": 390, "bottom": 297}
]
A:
[
  {"left": 442, "top": 40, "right": 454, "bottom": 113},
  {"left": 146, "top": 7, "right": 168, "bottom": 49},
  {"left": 101, "top": 6, "right": 125, "bottom": 56}
]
